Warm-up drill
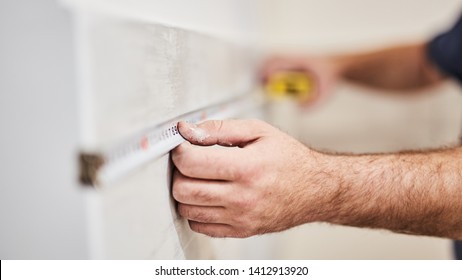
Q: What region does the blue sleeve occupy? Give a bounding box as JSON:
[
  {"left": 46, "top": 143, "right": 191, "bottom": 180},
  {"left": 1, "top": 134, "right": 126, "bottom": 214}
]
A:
[{"left": 427, "top": 15, "right": 462, "bottom": 82}]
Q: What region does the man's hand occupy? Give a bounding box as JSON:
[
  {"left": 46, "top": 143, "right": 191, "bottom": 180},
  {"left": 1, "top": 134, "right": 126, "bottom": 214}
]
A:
[
  {"left": 171, "top": 119, "right": 334, "bottom": 238},
  {"left": 172, "top": 120, "right": 462, "bottom": 240}
]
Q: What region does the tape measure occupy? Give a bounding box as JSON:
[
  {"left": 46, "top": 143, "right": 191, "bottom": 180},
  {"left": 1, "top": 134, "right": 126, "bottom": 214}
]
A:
[
  {"left": 265, "top": 71, "right": 316, "bottom": 102},
  {"left": 79, "top": 94, "right": 262, "bottom": 187}
]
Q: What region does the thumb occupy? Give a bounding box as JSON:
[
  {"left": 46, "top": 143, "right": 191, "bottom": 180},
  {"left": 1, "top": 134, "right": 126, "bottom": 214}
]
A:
[{"left": 177, "top": 119, "right": 268, "bottom": 147}]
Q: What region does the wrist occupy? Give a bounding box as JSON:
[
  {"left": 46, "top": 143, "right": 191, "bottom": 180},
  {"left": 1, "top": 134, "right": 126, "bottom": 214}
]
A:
[
  {"left": 301, "top": 149, "right": 344, "bottom": 223},
  {"left": 327, "top": 54, "right": 352, "bottom": 77}
]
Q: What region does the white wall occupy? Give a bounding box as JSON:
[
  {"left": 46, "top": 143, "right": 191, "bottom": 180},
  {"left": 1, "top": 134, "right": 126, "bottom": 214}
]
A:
[{"left": 0, "top": 0, "right": 88, "bottom": 259}]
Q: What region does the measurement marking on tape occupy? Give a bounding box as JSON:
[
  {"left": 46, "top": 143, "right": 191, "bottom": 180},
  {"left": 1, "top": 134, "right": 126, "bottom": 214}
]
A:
[{"left": 79, "top": 95, "right": 262, "bottom": 187}]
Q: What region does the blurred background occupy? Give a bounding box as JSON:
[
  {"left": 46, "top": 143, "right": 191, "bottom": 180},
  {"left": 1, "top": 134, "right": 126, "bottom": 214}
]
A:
[{"left": 1, "top": 0, "right": 461, "bottom": 259}]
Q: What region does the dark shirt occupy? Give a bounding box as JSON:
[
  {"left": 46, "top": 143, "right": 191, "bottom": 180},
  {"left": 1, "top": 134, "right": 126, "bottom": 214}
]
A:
[
  {"left": 427, "top": 15, "right": 462, "bottom": 82},
  {"left": 427, "top": 14, "right": 462, "bottom": 260}
]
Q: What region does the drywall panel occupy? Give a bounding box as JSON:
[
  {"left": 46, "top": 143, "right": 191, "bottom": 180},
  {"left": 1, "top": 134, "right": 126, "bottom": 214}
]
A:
[
  {"left": 73, "top": 11, "right": 256, "bottom": 259},
  {"left": 62, "top": 0, "right": 257, "bottom": 42},
  {"left": 76, "top": 13, "right": 254, "bottom": 147}
]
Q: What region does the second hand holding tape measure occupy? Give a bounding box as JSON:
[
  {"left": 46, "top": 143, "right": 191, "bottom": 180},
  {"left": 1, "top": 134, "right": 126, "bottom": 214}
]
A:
[{"left": 265, "top": 71, "right": 317, "bottom": 103}]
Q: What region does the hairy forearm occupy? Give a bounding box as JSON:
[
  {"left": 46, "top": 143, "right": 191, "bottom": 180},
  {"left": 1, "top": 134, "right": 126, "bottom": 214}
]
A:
[
  {"left": 333, "top": 43, "right": 445, "bottom": 91},
  {"left": 313, "top": 147, "right": 462, "bottom": 239}
]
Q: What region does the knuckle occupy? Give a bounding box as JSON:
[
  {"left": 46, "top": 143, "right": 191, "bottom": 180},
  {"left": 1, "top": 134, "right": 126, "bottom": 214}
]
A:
[
  {"left": 225, "top": 163, "right": 244, "bottom": 181},
  {"left": 231, "top": 194, "right": 254, "bottom": 211},
  {"left": 189, "top": 221, "right": 211, "bottom": 236},
  {"left": 235, "top": 160, "right": 264, "bottom": 187},
  {"left": 171, "top": 143, "right": 194, "bottom": 170},
  {"left": 172, "top": 142, "right": 187, "bottom": 155},
  {"left": 228, "top": 195, "right": 243, "bottom": 208},
  {"left": 179, "top": 204, "right": 217, "bottom": 223},
  {"left": 177, "top": 203, "right": 190, "bottom": 218},
  {"left": 172, "top": 177, "right": 188, "bottom": 202},
  {"left": 174, "top": 180, "right": 218, "bottom": 204},
  {"left": 206, "top": 157, "right": 244, "bottom": 181},
  {"left": 171, "top": 147, "right": 185, "bottom": 167},
  {"left": 193, "top": 188, "right": 215, "bottom": 204},
  {"left": 194, "top": 210, "right": 216, "bottom": 223},
  {"left": 206, "top": 120, "right": 224, "bottom": 134},
  {"left": 172, "top": 160, "right": 196, "bottom": 179},
  {"left": 188, "top": 220, "right": 201, "bottom": 233},
  {"left": 232, "top": 213, "right": 249, "bottom": 228},
  {"left": 172, "top": 185, "right": 184, "bottom": 202},
  {"left": 239, "top": 162, "right": 259, "bottom": 183},
  {"left": 191, "top": 209, "right": 206, "bottom": 221}
]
